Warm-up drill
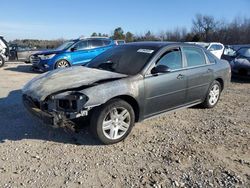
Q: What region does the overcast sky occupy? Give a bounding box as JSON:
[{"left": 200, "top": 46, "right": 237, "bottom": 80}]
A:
[{"left": 0, "top": 0, "right": 249, "bottom": 41}]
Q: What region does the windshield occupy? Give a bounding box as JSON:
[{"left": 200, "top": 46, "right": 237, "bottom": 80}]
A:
[
  {"left": 56, "top": 41, "right": 75, "bottom": 50},
  {"left": 237, "top": 47, "right": 250, "bottom": 58},
  {"left": 87, "top": 45, "right": 158, "bottom": 75}
]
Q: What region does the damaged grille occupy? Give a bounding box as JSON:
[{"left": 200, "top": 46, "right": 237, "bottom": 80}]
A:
[
  {"left": 58, "top": 99, "right": 77, "bottom": 111},
  {"left": 30, "top": 55, "right": 40, "bottom": 64}
]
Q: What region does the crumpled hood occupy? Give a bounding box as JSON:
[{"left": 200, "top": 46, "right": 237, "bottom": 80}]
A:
[{"left": 22, "top": 66, "right": 127, "bottom": 101}]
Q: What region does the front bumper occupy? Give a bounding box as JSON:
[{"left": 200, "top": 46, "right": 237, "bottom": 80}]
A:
[
  {"left": 31, "top": 56, "right": 51, "bottom": 72},
  {"left": 23, "top": 95, "right": 55, "bottom": 125},
  {"left": 0, "top": 53, "right": 9, "bottom": 61},
  {"left": 22, "top": 94, "right": 89, "bottom": 131}
]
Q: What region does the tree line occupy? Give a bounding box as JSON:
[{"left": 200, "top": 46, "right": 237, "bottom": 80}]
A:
[
  {"left": 10, "top": 38, "right": 65, "bottom": 49},
  {"left": 108, "top": 14, "right": 250, "bottom": 45},
  {"left": 10, "top": 14, "right": 250, "bottom": 49}
]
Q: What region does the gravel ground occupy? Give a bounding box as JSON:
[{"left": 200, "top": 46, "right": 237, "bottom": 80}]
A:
[{"left": 0, "top": 62, "right": 249, "bottom": 188}]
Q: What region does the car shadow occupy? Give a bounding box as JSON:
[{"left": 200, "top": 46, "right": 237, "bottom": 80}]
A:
[
  {"left": 3, "top": 63, "right": 40, "bottom": 74},
  {"left": 0, "top": 89, "right": 100, "bottom": 146}
]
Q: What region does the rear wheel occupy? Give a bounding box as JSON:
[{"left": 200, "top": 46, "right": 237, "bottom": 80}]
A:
[
  {"left": 90, "top": 99, "right": 135, "bottom": 144},
  {"left": 0, "top": 55, "right": 5, "bottom": 67},
  {"left": 202, "top": 80, "right": 221, "bottom": 108},
  {"left": 55, "top": 59, "right": 70, "bottom": 69}
]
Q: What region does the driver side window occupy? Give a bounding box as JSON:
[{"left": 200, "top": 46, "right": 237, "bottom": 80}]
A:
[
  {"left": 157, "top": 48, "right": 182, "bottom": 70},
  {"left": 74, "top": 40, "right": 88, "bottom": 51}
]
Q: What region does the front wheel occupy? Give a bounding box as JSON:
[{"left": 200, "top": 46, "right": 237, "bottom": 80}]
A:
[
  {"left": 0, "top": 55, "right": 5, "bottom": 67},
  {"left": 55, "top": 60, "right": 70, "bottom": 69},
  {"left": 202, "top": 80, "right": 221, "bottom": 108},
  {"left": 90, "top": 99, "right": 135, "bottom": 144}
]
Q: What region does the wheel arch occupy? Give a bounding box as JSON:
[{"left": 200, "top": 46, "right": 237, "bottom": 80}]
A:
[
  {"left": 215, "top": 77, "right": 224, "bottom": 91},
  {"left": 54, "top": 58, "right": 72, "bottom": 69},
  {"left": 109, "top": 95, "right": 140, "bottom": 122}
]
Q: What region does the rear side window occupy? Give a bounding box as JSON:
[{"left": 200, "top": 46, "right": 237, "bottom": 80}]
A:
[
  {"left": 89, "top": 40, "right": 104, "bottom": 47},
  {"left": 209, "top": 44, "right": 223, "bottom": 51},
  {"left": 183, "top": 47, "right": 206, "bottom": 67},
  {"left": 157, "top": 48, "right": 182, "bottom": 70},
  {"left": 117, "top": 40, "right": 125, "bottom": 45},
  {"left": 103, "top": 40, "right": 111, "bottom": 46},
  {"left": 206, "top": 52, "right": 217, "bottom": 64}
]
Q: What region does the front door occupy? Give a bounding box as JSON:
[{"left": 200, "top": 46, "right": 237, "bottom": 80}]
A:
[
  {"left": 17, "top": 46, "right": 28, "bottom": 60},
  {"left": 70, "top": 40, "right": 92, "bottom": 65},
  {"left": 144, "top": 47, "right": 187, "bottom": 118}
]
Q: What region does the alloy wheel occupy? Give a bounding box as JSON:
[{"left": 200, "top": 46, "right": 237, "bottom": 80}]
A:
[
  {"left": 57, "top": 60, "right": 69, "bottom": 68},
  {"left": 208, "top": 84, "right": 220, "bottom": 106},
  {"left": 102, "top": 107, "right": 131, "bottom": 140}
]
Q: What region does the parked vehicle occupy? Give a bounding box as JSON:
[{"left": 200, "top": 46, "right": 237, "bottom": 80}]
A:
[
  {"left": 23, "top": 42, "right": 231, "bottom": 144},
  {"left": 227, "top": 46, "right": 250, "bottom": 77},
  {"left": 0, "top": 36, "right": 10, "bottom": 67},
  {"left": 31, "top": 37, "right": 115, "bottom": 72},
  {"left": 222, "top": 45, "right": 236, "bottom": 62},
  {"left": 0, "top": 53, "right": 5, "bottom": 67},
  {"left": 187, "top": 42, "right": 224, "bottom": 59},
  {"left": 9, "top": 44, "right": 43, "bottom": 63},
  {"left": 114, "top": 40, "right": 126, "bottom": 45}
]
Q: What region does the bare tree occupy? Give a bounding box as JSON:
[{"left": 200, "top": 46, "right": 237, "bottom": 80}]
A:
[{"left": 192, "top": 14, "right": 218, "bottom": 41}]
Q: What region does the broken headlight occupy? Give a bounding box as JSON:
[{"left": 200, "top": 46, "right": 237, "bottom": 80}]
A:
[{"left": 49, "top": 92, "right": 88, "bottom": 112}]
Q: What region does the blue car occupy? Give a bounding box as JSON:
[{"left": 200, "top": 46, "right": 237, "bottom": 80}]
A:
[{"left": 31, "top": 37, "right": 115, "bottom": 72}]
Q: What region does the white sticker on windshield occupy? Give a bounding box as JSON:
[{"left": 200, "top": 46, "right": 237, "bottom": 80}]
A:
[{"left": 137, "top": 49, "right": 154, "bottom": 54}]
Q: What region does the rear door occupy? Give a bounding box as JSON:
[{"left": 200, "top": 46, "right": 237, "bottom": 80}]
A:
[
  {"left": 144, "top": 47, "right": 187, "bottom": 117},
  {"left": 182, "top": 47, "right": 214, "bottom": 104},
  {"left": 88, "top": 39, "right": 109, "bottom": 58}
]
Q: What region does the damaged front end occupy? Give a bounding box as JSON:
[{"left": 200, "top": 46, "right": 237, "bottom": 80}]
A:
[
  {"left": 22, "top": 66, "right": 129, "bottom": 131},
  {"left": 23, "top": 91, "right": 92, "bottom": 131}
]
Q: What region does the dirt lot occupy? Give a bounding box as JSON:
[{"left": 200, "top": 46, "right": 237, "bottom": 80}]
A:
[{"left": 0, "top": 62, "right": 249, "bottom": 188}]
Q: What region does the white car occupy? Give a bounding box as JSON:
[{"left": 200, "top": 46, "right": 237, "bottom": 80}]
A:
[
  {"left": 0, "top": 36, "right": 9, "bottom": 67},
  {"left": 187, "top": 42, "right": 225, "bottom": 59}
]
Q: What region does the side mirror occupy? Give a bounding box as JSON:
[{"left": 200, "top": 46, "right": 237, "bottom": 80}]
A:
[
  {"left": 151, "top": 65, "right": 171, "bottom": 74},
  {"left": 70, "top": 47, "right": 77, "bottom": 52}
]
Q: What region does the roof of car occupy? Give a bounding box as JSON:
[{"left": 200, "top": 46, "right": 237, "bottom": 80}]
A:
[
  {"left": 123, "top": 41, "right": 202, "bottom": 49},
  {"left": 79, "top": 37, "right": 111, "bottom": 40}
]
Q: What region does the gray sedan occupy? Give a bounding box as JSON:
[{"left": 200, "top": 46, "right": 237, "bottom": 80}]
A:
[
  {"left": 22, "top": 42, "right": 231, "bottom": 144},
  {"left": 9, "top": 45, "right": 42, "bottom": 63}
]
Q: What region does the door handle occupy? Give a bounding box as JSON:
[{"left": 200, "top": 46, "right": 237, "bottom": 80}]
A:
[
  {"left": 177, "top": 74, "right": 184, "bottom": 80},
  {"left": 207, "top": 68, "right": 213, "bottom": 73}
]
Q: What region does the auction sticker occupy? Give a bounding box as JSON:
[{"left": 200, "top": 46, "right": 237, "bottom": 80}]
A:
[{"left": 137, "top": 49, "right": 154, "bottom": 54}]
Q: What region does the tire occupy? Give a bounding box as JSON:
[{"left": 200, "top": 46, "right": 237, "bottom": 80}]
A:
[
  {"left": 201, "top": 80, "right": 221, "bottom": 108},
  {"left": 90, "top": 99, "right": 135, "bottom": 144},
  {"left": 55, "top": 59, "right": 70, "bottom": 69},
  {"left": 24, "top": 56, "right": 32, "bottom": 64},
  {"left": 0, "top": 55, "right": 5, "bottom": 68}
]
